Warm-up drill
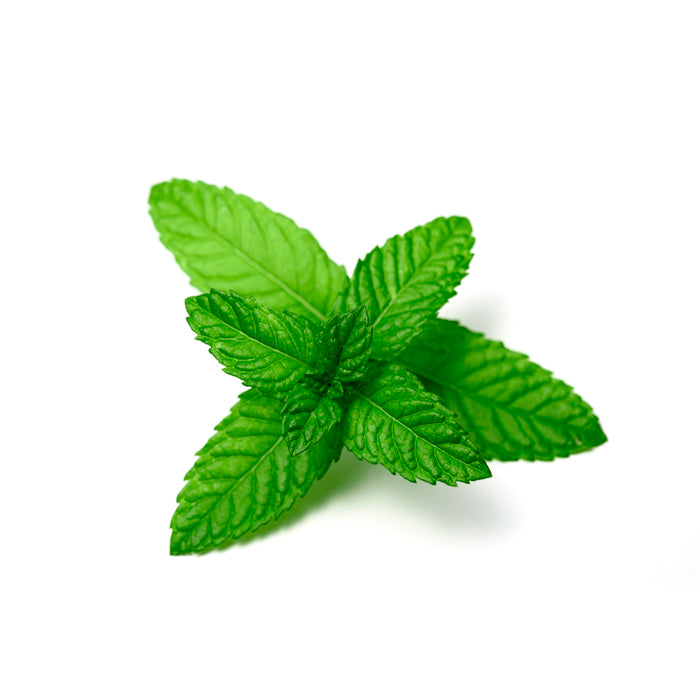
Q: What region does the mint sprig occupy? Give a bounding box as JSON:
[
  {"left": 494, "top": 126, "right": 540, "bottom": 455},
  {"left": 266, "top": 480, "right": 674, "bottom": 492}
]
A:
[{"left": 150, "top": 179, "right": 607, "bottom": 555}]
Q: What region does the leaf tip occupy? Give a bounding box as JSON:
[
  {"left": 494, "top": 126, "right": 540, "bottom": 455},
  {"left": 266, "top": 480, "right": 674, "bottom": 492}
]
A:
[
  {"left": 184, "top": 293, "right": 205, "bottom": 313},
  {"left": 148, "top": 181, "right": 167, "bottom": 207},
  {"left": 169, "top": 533, "right": 188, "bottom": 556},
  {"left": 149, "top": 179, "right": 188, "bottom": 208},
  {"left": 470, "top": 458, "right": 493, "bottom": 482},
  {"left": 285, "top": 430, "right": 313, "bottom": 457},
  {"left": 587, "top": 421, "right": 608, "bottom": 449}
]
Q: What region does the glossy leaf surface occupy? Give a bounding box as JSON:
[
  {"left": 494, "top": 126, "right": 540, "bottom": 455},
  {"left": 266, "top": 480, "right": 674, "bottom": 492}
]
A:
[
  {"left": 150, "top": 179, "right": 348, "bottom": 322},
  {"left": 334, "top": 217, "right": 475, "bottom": 358},
  {"left": 343, "top": 363, "right": 491, "bottom": 485},
  {"left": 282, "top": 379, "right": 345, "bottom": 456},
  {"left": 186, "top": 291, "right": 317, "bottom": 398},
  {"left": 400, "top": 319, "right": 607, "bottom": 461},
  {"left": 319, "top": 306, "right": 373, "bottom": 384},
  {"left": 170, "top": 390, "right": 339, "bottom": 554}
]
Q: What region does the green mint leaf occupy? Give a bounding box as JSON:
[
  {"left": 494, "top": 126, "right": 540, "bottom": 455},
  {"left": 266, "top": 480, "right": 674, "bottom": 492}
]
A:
[
  {"left": 281, "top": 378, "right": 345, "bottom": 456},
  {"left": 343, "top": 362, "right": 491, "bottom": 486},
  {"left": 149, "top": 179, "right": 348, "bottom": 322},
  {"left": 399, "top": 319, "right": 607, "bottom": 461},
  {"left": 186, "top": 290, "right": 318, "bottom": 398},
  {"left": 319, "top": 306, "right": 373, "bottom": 384},
  {"left": 333, "top": 217, "right": 475, "bottom": 359},
  {"left": 281, "top": 306, "right": 372, "bottom": 455},
  {"left": 170, "top": 390, "right": 340, "bottom": 555}
]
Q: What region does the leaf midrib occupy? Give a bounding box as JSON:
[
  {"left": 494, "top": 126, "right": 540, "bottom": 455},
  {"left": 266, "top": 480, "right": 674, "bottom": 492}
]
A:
[
  {"left": 208, "top": 315, "right": 315, "bottom": 375},
  {"left": 355, "top": 390, "right": 481, "bottom": 474},
  {"left": 403, "top": 363, "right": 586, "bottom": 430},
  {"left": 370, "top": 231, "right": 465, "bottom": 333},
  {"left": 167, "top": 197, "right": 328, "bottom": 322},
  {"left": 182, "top": 436, "right": 285, "bottom": 538}
]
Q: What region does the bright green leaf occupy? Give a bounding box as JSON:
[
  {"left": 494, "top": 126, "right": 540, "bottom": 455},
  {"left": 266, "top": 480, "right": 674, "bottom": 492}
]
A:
[
  {"left": 150, "top": 179, "right": 348, "bottom": 322},
  {"left": 186, "top": 290, "right": 318, "bottom": 398},
  {"left": 170, "top": 390, "right": 340, "bottom": 555},
  {"left": 319, "top": 306, "right": 373, "bottom": 384},
  {"left": 399, "top": 319, "right": 608, "bottom": 461},
  {"left": 343, "top": 363, "right": 491, "bottom": 486},
  {"left": 333, "top": 217, "right": 475, "bottom": 359},
  {"left": 281, "top": 378, "right": 345, "bottom": 456}
]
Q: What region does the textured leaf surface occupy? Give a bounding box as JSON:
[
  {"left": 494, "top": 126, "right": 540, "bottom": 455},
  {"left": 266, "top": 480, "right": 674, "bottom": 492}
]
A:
[
  {"left": 170, "top": 390, "right": 339, "bottom": 555},
  {"left": 400, "top": 319, "right": 607, "bottom": 461},
  {"left": 186, "top": 291, "right": 317, "bottom": 398},
  {"left": 319, "top": 306, "right": 373, "bottom": 383},
  {"left": 343, "top": 363, "right": 490, "bottom": 485},
  {"left": 334, "top": 217, "right": 475, "bottom": 359},
  {"left": 150, "top": 179, "right": 348, "bottom": 322},
  {"left": 282, "top": 379, "right": 344, "bottom": 456}
]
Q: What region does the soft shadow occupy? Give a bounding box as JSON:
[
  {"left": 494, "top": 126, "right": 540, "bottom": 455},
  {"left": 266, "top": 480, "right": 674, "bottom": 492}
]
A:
[
  {"left": 445, "top": 292, "right": 508, "bottom": 338},
  {"left": 365, "top": 465, "right": 513, "bottom": 537}
]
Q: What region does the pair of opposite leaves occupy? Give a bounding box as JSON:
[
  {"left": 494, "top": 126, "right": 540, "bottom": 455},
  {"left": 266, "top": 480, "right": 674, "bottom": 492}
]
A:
[{"left": 149, "top": 179, "right": 606, "bottom": 555}]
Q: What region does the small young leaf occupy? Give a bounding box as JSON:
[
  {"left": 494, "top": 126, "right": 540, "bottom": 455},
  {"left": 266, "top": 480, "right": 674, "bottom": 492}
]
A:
[
  {"left": 149, "top": 179, "right": 348, "bottom": 322},
  {"left": 170, "top": 390, "right": 340, "bottom": 555},
  {"left": 282, "top": 378, "right": 345, "bottom": 456},
  {"left": 343, "top": 363, "right": 491, "bottom": 486},
  {"left": 333, "top": 217, "right": 475, "bottom": 359},
  {"left": 186, "top": 290, "right": 318, "bottom": 398},
  {"left": 399, "top": 319, "right": 607, "bottom": 461},
  {"left": 319, "top": 306, "right": 373, "bottom": 383}
]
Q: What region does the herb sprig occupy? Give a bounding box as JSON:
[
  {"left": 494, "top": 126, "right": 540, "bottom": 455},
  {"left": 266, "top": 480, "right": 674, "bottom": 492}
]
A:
[{"left": 149, "top": 179, "right": 607, "bottom": 555}]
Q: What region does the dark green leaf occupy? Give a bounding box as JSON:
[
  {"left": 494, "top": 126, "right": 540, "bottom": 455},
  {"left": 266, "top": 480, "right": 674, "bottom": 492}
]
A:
[
  {"left": 333, "top": 217, "right": 475, "bottom": 359},
  {"left": 343, "top": 363, "right": 490, "bottom": 486},
  {"left": 399, "top": 319, "right": 607, "bottom": 461},
  {"left": 186, "top": 291, "right": 318, "bottom": 398},
  {"left": 170, "top": 390, "right": 340, "bottom": 555},
  {"left": 282, "top": 378, "right": 345, "bottom": 456},
  {"left": 150, "top": 179, "right": 348, "bottom": 322},
  {"left": 319, "top": 306, "right": 373, "bottom": 384}
]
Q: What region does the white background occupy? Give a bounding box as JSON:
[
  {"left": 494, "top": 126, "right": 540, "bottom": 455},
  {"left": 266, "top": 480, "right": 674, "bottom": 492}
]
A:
[{"left": 2, "top": 1, "right": 699, "bottom": 698}]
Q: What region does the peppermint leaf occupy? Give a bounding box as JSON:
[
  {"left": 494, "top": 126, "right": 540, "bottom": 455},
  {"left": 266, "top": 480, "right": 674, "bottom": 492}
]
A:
[
  {"left": 334, "top": 217, "right": 475, "bottom": 359},
  {"left": 170, "top": 390, "right": 340, "bottom": 555},
  {"left": 186, "top": 290, "right": 318, "bottom": 398},
  {"left": 281, "top": 378, "right": 345, "bottom": 456},
  {"left": 343, "top": 363, "right": 491, "bottom": 485},
  {"left": 319, "top": 306, "right": 373, "bottom": 383},
  {"left": 280, "top": 307, "right": 372, "bottom": 455},
  {"left": 149, "top": 179, "right": 348, "bottom": 322},
  {"left": 399, "top": 319, "right": 607, "bottom": 461}
]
